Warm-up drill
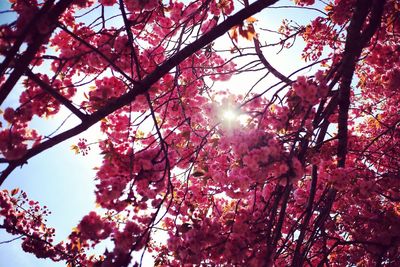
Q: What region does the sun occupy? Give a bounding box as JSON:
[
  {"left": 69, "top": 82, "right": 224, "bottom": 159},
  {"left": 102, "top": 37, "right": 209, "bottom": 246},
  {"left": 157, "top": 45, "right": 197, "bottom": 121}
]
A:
[
  {"left": 218, "top": 107, "right": 244, "bottom": 131},
  {"left": 222, "top": 109, "right": 237, "bottom": 121}
]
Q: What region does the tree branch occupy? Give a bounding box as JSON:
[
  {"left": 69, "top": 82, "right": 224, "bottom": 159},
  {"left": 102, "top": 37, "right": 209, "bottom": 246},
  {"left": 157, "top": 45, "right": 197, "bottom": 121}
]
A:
[
  {"left": 0, "top": 0, "right": 55, "bottom": 78},
  {"left": 337, "top": 0, "right": 385, "bottom": 167},
  {"left": 24, "top": 68, "right": 88, "bottom": 121},
  {"left": 254, "top": 38, "right": 292, "bottom": 85},
  {"left": 0, "top": 0, "right": 75, "bottom": 106}
]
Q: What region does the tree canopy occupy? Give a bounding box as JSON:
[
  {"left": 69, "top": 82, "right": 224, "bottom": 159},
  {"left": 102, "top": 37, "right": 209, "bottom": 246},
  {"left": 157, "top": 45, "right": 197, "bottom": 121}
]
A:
[{"left": 0, "top": 0, "right": 400, "bottom": 266}]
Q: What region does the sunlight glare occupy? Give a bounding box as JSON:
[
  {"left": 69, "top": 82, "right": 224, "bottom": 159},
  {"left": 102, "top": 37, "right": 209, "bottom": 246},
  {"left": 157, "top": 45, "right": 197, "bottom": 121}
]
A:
[{"left": 222, "top": 109, "right": 237, "bottom": 121}]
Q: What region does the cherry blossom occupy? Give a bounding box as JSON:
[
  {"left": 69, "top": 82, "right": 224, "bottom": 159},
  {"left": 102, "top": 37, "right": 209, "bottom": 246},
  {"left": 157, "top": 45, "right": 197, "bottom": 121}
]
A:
[{"left": 1, "top": 0, "right": 400, "bottom": 266}]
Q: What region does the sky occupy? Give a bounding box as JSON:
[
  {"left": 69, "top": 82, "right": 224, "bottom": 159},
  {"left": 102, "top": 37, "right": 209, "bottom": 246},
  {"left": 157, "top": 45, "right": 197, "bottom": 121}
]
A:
[{"left": 0, "top": 1, "right": 326, "bottom": 266}]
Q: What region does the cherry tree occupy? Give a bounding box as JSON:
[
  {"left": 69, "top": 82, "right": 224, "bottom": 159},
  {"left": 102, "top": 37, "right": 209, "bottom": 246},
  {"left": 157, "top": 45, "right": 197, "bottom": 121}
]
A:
[{"left": 1, "top": 0, "right": 399, "bottom": 266}]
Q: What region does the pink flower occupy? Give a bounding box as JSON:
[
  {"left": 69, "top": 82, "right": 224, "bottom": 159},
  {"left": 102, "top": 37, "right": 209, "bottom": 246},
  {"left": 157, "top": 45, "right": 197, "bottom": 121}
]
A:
[
  {"left": 3, "top": 108, "right": 15, "bottom": 123},
  {"left": 77, "top": 212, "right": 113, "bottom": 243},
  {"left": 99, "top": 0, "right": 116, "bottom": 6}
]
